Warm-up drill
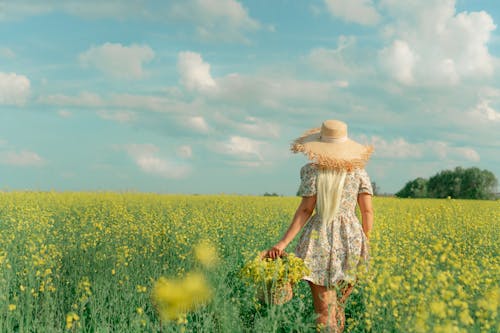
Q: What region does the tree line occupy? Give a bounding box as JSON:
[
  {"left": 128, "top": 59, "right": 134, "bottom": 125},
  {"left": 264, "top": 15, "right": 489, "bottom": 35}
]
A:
[{"left": 396, "top": 166, "right": 498, "bottom": 200}]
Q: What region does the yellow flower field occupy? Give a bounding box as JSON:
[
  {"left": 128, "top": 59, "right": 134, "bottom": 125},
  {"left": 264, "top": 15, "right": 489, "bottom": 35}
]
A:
[{"left": 0, "top": 192, "right": 498, "bottom": 332}]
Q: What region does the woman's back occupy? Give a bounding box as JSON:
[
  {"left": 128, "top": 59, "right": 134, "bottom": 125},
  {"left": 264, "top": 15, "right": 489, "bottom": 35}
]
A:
[
  {"left": 295, "top": 162, "right": 373, "bottom": 286},
  {"left": 298, "top": 163, "right": 373, "bottom": 219}
]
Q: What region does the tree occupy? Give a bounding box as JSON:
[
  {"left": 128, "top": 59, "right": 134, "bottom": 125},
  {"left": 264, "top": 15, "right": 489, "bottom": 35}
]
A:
[
  {"left": 461, "top": 167, "right": 498, "bottom": 200},
  {"left": 371, "top": 182, "right": 379, "bottom": 196},
  {"left": 395, "top": 177, "right": 428, "bottom": 198},
  {"left": 397, "top": 167, "right": 498, "bottom": 200},
  {"left": 428, "top": 167, "right": 497, "bottom": 199},
  {"left": 427, "top": 168, "right": 462, "bottom": 198}
]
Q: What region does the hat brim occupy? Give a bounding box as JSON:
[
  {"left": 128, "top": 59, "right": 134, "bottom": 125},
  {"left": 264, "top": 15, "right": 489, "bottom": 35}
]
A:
[{"left": 291, "top": 127, "right": 373, "bottom": 170}]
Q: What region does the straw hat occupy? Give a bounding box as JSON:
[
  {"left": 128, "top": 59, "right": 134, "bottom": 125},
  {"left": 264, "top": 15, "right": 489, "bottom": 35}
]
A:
[{"left": 290, "top": 120, "right": 373, "bottom": 170}]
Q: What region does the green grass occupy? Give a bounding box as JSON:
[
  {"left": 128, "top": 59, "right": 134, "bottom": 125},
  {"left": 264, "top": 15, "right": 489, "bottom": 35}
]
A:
[{"left": 0, "top": 192, "right": 498, "bottom": 332}]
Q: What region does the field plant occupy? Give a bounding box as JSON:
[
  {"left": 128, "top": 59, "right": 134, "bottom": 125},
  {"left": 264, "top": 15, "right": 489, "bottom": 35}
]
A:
[{"left": 0, "top": 192, "right": 498, "bottom": 332}]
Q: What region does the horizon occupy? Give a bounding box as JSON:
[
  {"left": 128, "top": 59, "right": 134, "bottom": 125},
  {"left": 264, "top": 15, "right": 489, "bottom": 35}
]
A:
[{"left": 1, "top": 0, "right": 499, "bottom": 196}]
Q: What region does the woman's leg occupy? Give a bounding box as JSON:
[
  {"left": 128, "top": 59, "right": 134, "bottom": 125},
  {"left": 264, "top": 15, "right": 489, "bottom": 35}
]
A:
[
  {"left": 338, "top": 278, "right": 357, "bottom": 304},
  {"left": 335, "top": 279, "right": 357, "bottom": 332},
  {"left": 308, "top": 281, "right": 338, "bottom": 332}
]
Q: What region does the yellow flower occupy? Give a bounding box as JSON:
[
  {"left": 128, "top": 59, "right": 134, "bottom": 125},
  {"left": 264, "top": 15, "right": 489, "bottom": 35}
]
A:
[
  {"left": 152, "top": 273, "right": 212, "bottom": 321},
  {"left": 136, "top": 285, "right": 147, "bottom": 293},
  {"left": 477, "top": 287, "right": 500, "bottom": 312},
  {"left": 415, "top": 309, "right": 429, "bottom": 333},
  {"left": 8, "top": 304, "right": 16, "bottom": 311},
  {"left": 459, "top": 309, "right": 473, "bottom": 325},
  {"left": 241, "top": 252, "right": 310, "bottom": 286},
  {"left": 176, "top": 314, "right": 188, "bottom": 324},
  {"left": 65, "top": 312, "right": 80, "bottom": 330},
  {"left": 194, "top": 240, "right": 218, "bottom": 268},
  {"left": 430, "top": 301, "right": 447, "bottom": 318}
]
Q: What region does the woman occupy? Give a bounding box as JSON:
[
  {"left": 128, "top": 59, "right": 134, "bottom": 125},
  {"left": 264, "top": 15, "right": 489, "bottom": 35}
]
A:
[{"left": 267, "top": 120, "right": 374, "bottom": 332}]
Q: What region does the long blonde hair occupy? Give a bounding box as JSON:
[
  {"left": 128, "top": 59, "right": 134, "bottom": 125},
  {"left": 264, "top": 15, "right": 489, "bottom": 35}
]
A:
[{"left": 316, "top": 168, "right": 347, "bottom": 222}]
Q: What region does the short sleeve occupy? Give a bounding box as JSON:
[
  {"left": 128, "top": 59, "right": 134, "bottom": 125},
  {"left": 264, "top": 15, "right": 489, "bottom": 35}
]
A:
[
  {"left": 358, "top": 168, "right": 373, "bottom": 195},
  {"left": 297, "top": 164, "right": 317, "bottom": 197}
]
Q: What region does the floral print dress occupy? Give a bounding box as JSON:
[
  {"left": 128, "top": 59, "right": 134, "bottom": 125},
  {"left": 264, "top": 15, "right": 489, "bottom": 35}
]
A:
[{"left": 294, "top": 163, "right": 373, "bottom": 287}]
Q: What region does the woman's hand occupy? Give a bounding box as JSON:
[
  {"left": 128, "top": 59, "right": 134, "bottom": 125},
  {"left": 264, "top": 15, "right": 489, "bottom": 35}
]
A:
[
  {"left": 265, "top": 196, "right": 315, "bottom": 260},
  {"left": 266, "top": 242, "right": 286, "bottom": 259},
  {"left": 364, "top": 230, "right": 371, "bottom": 247}
]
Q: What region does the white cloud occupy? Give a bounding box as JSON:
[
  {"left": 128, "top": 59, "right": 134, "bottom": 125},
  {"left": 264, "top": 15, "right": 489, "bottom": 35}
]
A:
[
  {"left": 57, "top": 110, "right": 72, "bottom": 118},
  {"left": 379, "top": 40, "right": 416, "bottom": 85},
  {"left": 39, "top": 92, "right": 196, "bottom": 113},
  {"left": 365, "top": 136, "right": 480, "bottom": 162},
  {"left": 214, "top": 115, "right": 280, "bottom": 139},
  {"left": 0, "top": 2, "right": 51, "bottom": 20},
  {"left": 367, "top": 136, "right": 423, "bottom": 158},
  {"left": 308, "top": 46, "right": 352, "bottom": 75},
  {"left": 79, "top": 43, "right": 155, "bottom": 79},
  {"left": 0, "top": 72, "right": 30, "bottom": 106},
  {"left": 172, "top": 51, "right": 349, "bottom": 111},
  {"left": 456, "top": 148, "right": 480, "bottom": 162},
  {"left": 237, "top": 116, "right": 280, "bottom": 139},
  {"left": 0, "top": 1, "right": 261, "bottom": 42},
  {"left": 211, "top": 73, "right": 346, "bottom": 108},
  {"left": 432, "top": 142, "right": 480, "bottom": 162},
  {"left": 39, "top": 91, "right": 103, "bottom": 107},
  {"left": 0, "top": 47, "right": 16, "bottom": 58},
  {"left": 211, "top": 135, "right": 286, "bottom": 168},
  {"left": 0, "top": 150, "right": 45, "bottom": 166},
  {"left": 324, "top": 0, "right": 381, "bottom": 26},
  {"left": 469, "top": 100, "right": 500, "bottom": 122},
  {"left": 226, "top": 160, "right": 272, "bottom": 168},
  {"left": 109, "top": 93, "right": 195, "bottom": 113},
  {"left": 478, "top": 86, "right": 500, "bottom": 99},
  {"left": 216, "top": 136, "right": 264, "bottom": 160},
  {"left": 178, "top": 52, "right": 216, "bottom": 92},
  {"left": 0, "top": 1, "right": 147, "bottom": 21},
  {"left": 306, "top": 35, "right": 369, "bottom": 80},
  {"left": 379, "top": 0, "right": 496, "bottom": 86},
  {"left": 39, "top": 61, "right": 346, "bottom": 119},
  {"left": 60, "top": 1, "right": 148, "bottom": 19},
  {"left": 123, "top": 143, "right": 157, "bottom": 156},
  {"left": 134, "top": 156, "right": 189, "bottom": 179},
  {"left": 0, "top": 140, "right": 45, "bottom": 167},
  {"left": 96, "top": 110, "right": 136, "bottom": 123},
  {"left": 184, "top": 116, "right": 210, "bottom": 133},
  {"left": 168, "top": 0, "right": 261, "bottom": 42},
  {"left": 123, "top": 144, "right": 191, "bottom": 179},
  {"left": 177, "top": 145, "right": 193, "bottom": 159}
]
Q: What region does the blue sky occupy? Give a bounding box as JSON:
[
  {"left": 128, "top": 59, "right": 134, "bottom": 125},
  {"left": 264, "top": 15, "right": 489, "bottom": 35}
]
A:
[{"left": 1, "top": 0, "right": 499, "bottom": 195}]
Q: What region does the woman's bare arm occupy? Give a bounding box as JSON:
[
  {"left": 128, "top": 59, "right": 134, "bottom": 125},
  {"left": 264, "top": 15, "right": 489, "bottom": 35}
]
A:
[
  {"left": 357, "top": 193, "right": 374, "bottom": 239},
  {"left": 267, "top": 196, "right": 316, "bottom": 259}
]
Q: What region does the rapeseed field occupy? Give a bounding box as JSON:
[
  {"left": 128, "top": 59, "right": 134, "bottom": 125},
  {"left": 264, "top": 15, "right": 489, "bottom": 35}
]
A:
[{"left": 0, "top": 192, "right": 498, "bottom": 332}]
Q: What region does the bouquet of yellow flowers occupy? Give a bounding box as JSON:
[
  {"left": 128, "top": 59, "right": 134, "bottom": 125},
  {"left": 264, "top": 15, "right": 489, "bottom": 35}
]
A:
[{"left": 240, "top": 251, "right": 310, "bottom": 304}]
